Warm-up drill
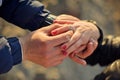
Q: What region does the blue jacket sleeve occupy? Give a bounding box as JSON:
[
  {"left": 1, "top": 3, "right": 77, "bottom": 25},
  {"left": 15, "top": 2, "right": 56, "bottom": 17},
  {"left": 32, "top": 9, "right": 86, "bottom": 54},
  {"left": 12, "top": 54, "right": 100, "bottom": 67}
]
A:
[
  {"left": 0, "top": 0, "right": 54, "bottom": 74},
  {"left": 0, "top": 0, "right": 53, "bottom": 74},
  {"left": 0, "top": 36, "right": 22, "bottom": 74},
  {"left": 0, "top": 0, "right": 50, "bottom": 31}
]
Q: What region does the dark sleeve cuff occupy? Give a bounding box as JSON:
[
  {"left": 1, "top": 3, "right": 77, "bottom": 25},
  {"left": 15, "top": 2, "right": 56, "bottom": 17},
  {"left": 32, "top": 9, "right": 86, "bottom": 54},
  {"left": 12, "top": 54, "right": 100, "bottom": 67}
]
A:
[
  {"left": 96, "top": 24, "right": 103, "bottom": 47},
  {"left": 7, "top": 37, "right": 22, "bottom": 65},
  {"left": 0, "top": 36, "right": 13, "bottom": 74},
  {"left": 84, "top": 20, "right": 104, "bottom": 66}
]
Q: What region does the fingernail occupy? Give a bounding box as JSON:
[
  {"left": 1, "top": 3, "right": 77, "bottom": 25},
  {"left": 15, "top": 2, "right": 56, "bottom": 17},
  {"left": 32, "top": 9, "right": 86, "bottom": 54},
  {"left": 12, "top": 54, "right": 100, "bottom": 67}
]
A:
[
  {"left": 71, "top": 52, "right": 77, "bottom": 57},
  {"left": 61, "top": 45, "right": 67, "bottom": 50},
  {"left": 51, "top": 30, "right": 57, "bottom": 35},
  {"left": 81, "top": 59, "right": 87, "bottom": 66},
  {"left": 89, "top": 41, "right": 93, "bottom": 45},
  {"left": 62, "top": 51, "right": 68, "bottom": 56},
  {"left": 90, "top": 38, "right": 98, "bottom": 46},
  {"left": 53, "top": 20, "right": 57, "bottom": 23}
]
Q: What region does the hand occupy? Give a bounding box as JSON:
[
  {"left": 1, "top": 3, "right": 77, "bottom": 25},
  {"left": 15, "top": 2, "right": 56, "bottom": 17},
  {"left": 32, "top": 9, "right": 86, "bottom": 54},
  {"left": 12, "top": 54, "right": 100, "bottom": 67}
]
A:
[
  {"left": 51, "top": 20, "right": 99, "bottom": 65},
  {"left": 51, "top": 14, "right": 79, "bottom": 35},
  {"left": 19, "top": 23, "right": 73, "bottom": 68},
  {"left": 69, "top": 39, "right": 98, "bottom": 65},
  {"left": 55, "top": 14, "right": 80, "bottom": 21}
]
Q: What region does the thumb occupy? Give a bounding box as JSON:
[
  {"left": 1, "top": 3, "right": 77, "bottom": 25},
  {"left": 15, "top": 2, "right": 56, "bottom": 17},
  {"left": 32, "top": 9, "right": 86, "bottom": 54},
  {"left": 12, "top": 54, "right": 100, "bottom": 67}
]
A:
[{"left": 43, "top": 23, "right": 63, "bottom": 34}]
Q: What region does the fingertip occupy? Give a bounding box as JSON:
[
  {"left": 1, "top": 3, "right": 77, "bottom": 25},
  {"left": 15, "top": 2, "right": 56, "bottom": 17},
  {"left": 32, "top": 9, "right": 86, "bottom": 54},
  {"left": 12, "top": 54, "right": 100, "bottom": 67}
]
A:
[
  {"left": 51, "top": 30, "right": 57, "bottom": 35},
  {"left": 61, "top": 45, "right": 67, "bottom": 50},
  {"left": 81, "top": 59, "right": 87, "bottom": 66},
  {"left": 62, "top": 50, "right": 68, "bottom": 56},
  {"left": 80, "top": 59, "right": 87, "bottom": 66},
  {"left": 76, "top": 58, "right": 87, "bottom": 66},
  {"left": 53, "top": 20, "right": 57, "bottom": 23}
]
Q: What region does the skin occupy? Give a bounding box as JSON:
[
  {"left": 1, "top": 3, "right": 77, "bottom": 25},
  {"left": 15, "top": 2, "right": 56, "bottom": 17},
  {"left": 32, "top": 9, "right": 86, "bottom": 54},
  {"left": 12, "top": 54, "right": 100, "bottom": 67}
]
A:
[
  {"left": 51, "top": 14, "right": 99, "bottom": 65},
  {"left": 19, "top": 14, "right": 98, "bottom": 67},
  {"left": 19, "top": 23, "right": 73, "bottom": 68}
]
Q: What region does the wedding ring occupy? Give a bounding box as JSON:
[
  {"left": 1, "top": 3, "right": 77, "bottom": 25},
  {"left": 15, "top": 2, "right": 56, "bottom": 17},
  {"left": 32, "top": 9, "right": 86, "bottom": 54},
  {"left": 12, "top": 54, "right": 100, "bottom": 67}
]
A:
[{"left": 69, "top": 26, "right": 75, "bottom": 32}]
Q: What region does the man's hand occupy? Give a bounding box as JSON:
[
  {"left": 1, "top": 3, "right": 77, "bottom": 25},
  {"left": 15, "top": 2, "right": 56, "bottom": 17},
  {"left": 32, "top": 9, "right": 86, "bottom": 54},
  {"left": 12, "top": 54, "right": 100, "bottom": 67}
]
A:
[{"left": 19, "top": 23, "right": 73, "bottom": 68}]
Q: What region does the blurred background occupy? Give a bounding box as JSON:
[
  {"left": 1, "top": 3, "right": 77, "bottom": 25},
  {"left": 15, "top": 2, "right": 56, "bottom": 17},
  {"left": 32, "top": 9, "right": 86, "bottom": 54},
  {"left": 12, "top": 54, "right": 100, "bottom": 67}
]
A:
[{"left": 0, "top": 0, "right": 120, "bottom": 80}]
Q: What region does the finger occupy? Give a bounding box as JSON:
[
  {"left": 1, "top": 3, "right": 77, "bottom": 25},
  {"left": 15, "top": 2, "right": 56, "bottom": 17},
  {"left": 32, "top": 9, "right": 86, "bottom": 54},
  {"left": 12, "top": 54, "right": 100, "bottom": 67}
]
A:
[
  {"left": 61, "top": 28, "right": 88, "bottom": 52},
  {"left": 69, "top": 54, "right": 87, "bottom": 65},
  {"left": 51, "top": 24, "right": 75, "bottom": 36},
  {"left": 56, "top": 14, "right": 80, "bottom": 21},
  {"left": 50, "top": 30, "right": 73, "bottom": 46},
  {"left": 44, "top": 23, "right": 63, "bottom": 34},
  {"left": 66, "top": 30, "right": 89, "bottom": 55},
  {"left": 71, "top": 45, "right": 87, "bottom": 57},
  {"left": 54, "top": 20, "right": 74, "bottom": 24},
  {"left": 77, "top": 40, "right": 98, "bottom": 59},
  {"left": 66, "top": 29, "right": 92, "bottom": 55},
  {"left": 60, "top": 30, "right": 82, "bottom": 50}
]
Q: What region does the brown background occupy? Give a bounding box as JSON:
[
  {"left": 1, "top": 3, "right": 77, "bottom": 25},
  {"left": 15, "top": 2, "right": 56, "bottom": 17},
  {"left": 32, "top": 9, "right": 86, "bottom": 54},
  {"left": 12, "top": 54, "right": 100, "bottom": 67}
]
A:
[{"left": 0, "top": 0, "right": 120, "bottom": 80}]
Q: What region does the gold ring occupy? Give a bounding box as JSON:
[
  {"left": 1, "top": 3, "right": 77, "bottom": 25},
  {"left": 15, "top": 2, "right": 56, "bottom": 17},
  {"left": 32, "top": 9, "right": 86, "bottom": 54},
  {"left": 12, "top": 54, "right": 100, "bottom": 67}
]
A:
[{"left": 69, "top": 26, "right": 75, "bottom": 32}]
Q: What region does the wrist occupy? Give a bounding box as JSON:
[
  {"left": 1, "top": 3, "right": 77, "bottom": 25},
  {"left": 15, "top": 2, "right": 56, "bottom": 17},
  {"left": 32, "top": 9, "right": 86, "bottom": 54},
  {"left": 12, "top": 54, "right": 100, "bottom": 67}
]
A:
[
  {"left": 45, "top": 14, "right": 56, "bottom": 25},
  {"left": 7, "top": 37, "right": 22, "bottom": 65},
  {"left": 18, "top": 37, "right": 27, "bottom": 61},
  {"left": 84, "top": 20, "right": 103, "bottom": 45}
]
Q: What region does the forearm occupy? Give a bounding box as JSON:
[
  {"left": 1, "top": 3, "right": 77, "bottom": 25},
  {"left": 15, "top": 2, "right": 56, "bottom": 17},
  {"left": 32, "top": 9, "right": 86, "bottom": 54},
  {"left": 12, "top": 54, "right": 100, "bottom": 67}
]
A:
[
  {"left": 0, "top": 36, "right": 22, "bottom": 74},
  {"left": 86, "top": 35, "right": 120, "bottom": 66},
  {"left": 0, "top": 0, "right": 51, "bottom": 31}
]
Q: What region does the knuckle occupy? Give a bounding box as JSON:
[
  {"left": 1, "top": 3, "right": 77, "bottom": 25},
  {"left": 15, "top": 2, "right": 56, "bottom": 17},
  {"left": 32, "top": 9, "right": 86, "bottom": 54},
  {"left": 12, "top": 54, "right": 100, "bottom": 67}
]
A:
[
  {"left": 53, "top": 23, "right": 60, "bottom": 27},
  {"left": 73, "top": 44, "right": 79, "bottom": 48},
  {"left": 41, "top": 40, "right": 50, "bottom": 49},
  {"left": 77, "top": 28, "right": 84, "bottom": 32},
  {"left": 65, "top": 31, "right": 73, "bottom": 40},
  {"left": 68, "top": 30, "right": 74, "bottom": 35},
  {"left": 72, "top": 36, "right": 79, "bottom": 42}
]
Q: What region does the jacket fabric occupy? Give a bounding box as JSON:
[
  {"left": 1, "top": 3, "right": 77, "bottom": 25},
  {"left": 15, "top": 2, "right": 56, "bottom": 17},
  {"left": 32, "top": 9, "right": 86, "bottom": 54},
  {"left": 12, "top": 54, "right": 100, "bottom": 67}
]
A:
[
  {"left": 0, "top": 0, "right": 50, "bottom": 74},
  {"left": 86, "top": 35, "right": 120, "bottom": 66},
  {"left": 0, "top": 0, "right": 2, "bottom": 6}
]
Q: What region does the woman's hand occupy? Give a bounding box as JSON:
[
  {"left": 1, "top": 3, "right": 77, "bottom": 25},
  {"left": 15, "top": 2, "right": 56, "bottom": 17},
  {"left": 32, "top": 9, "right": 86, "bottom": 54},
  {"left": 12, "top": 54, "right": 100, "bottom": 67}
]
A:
[
  {"left": 52, "top": 20, "right": 99, "bottom": 54},
  {"left": 51, "top": 20, "right": 100, "bottom": 65},
  {"left": 69, "top": 40, "right": 98, "bottom": 65}
]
